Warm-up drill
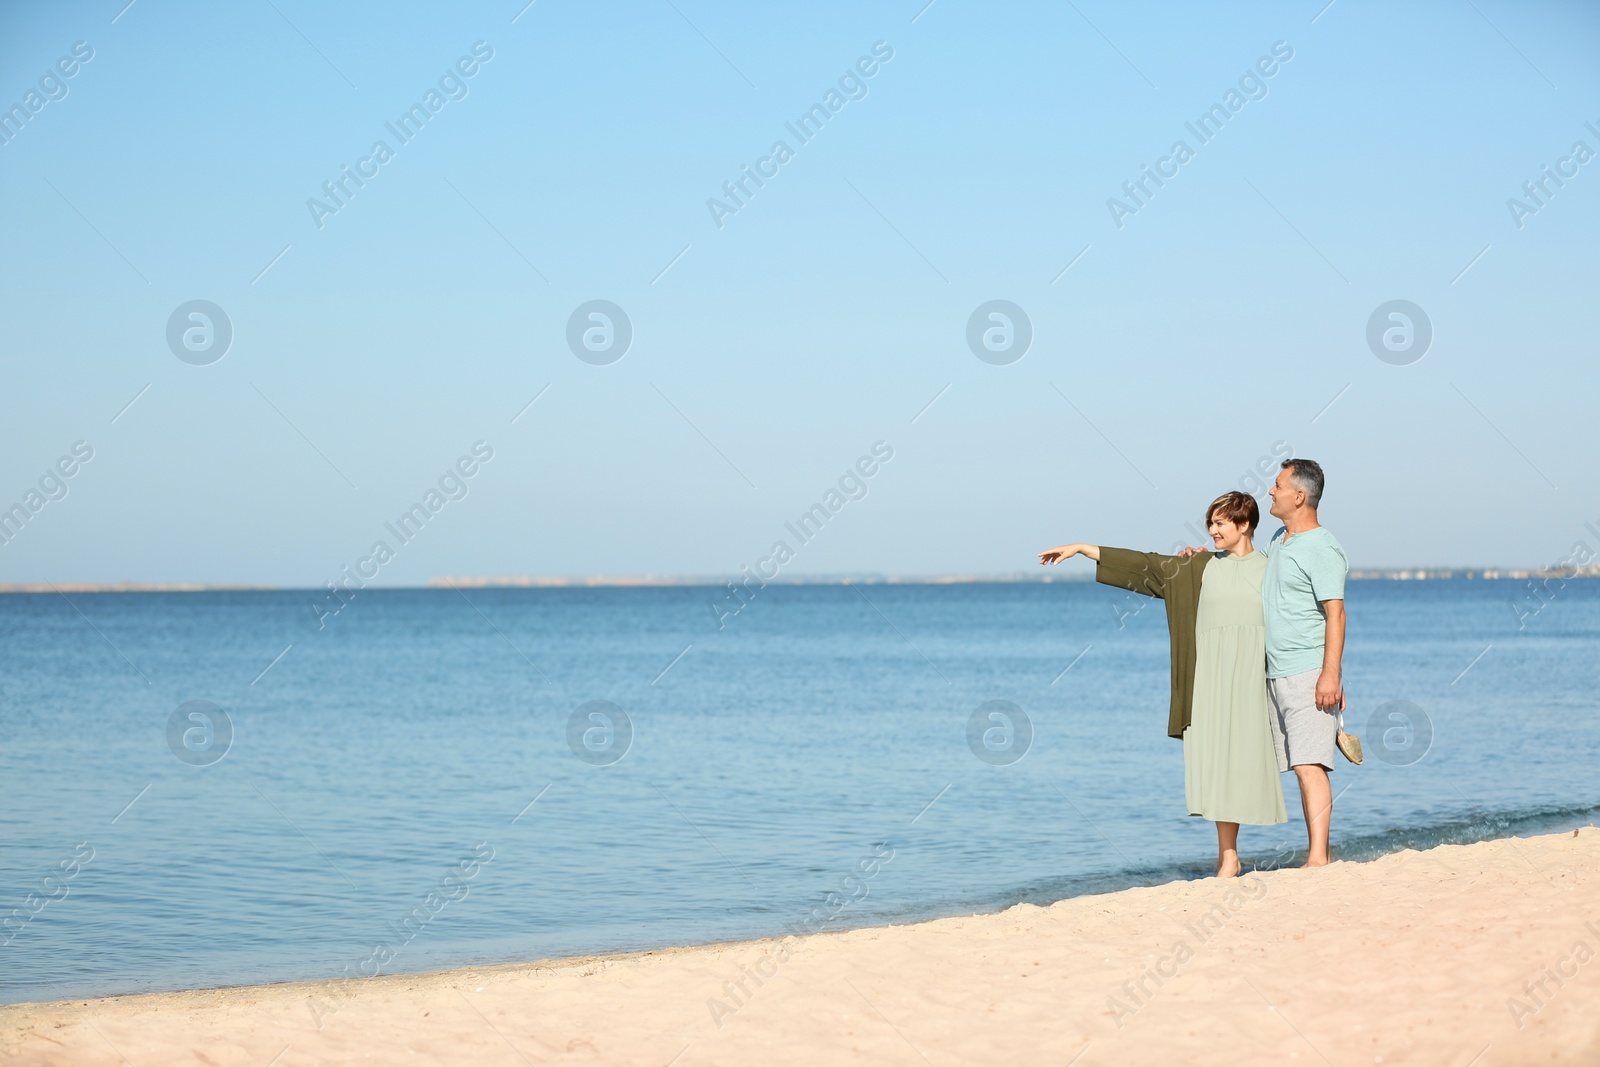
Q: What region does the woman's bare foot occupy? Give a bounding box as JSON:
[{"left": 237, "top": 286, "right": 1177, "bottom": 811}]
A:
[{"left": 1216, "top": 850, "right": 1240, "bottom": 878}]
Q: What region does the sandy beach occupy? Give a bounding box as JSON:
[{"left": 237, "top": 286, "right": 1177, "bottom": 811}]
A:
[{"left": 5, "top": 827, "right": 1598, "bottom": 1066}]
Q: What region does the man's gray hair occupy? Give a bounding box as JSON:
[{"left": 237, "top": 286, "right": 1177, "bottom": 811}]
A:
[{"left": 1281, "top": 458, "right": 1326, "bottom": 509}]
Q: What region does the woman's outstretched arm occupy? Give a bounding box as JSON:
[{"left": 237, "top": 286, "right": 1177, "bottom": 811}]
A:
[
  {"left": 1038, "top": 543, "right": 1100, "bottom": 564},
  {"left": 1056, "top": 544, "right": 1186, "bottom": 599}
]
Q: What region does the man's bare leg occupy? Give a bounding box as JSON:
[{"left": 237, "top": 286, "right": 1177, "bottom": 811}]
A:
[
  {"left": 1215, "top": 821, "right": 1240, "bottom": 878},
  {"left": 1292, "top": 764, "right": 1332, "bottom": 866}
]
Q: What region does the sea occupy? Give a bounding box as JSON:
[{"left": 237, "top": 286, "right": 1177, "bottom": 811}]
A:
[{"left": 2, "top": 577, "right": 1597, "bottom": 1004}]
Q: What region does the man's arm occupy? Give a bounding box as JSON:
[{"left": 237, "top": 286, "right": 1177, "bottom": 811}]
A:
[{"left": 1316, "top": 599, "right": 1345, "bottom": 711}]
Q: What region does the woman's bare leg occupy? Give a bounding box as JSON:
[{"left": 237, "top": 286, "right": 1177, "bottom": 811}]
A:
[{"left": 1216, "top": 821, "right": 1240, "bottom": 878}]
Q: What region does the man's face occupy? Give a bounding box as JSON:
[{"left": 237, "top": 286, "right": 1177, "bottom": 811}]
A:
[{"left": 1268, "top": 467, "right": 1302, "bottom": 520}]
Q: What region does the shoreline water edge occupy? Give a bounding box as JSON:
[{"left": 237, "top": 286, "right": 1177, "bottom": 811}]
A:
[{"left": 3, "top": 827, "right": 1597, "bottom": 1065}]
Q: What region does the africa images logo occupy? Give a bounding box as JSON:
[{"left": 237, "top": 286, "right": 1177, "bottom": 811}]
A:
[
  {"left": 305, "top": 42, "right": 495, "bottom": 229},
  {"left": 1106, "top": 41, "right": 1294, "bottom": 229},
  {"left": 166, "top": 300, "right": 233, "bottom": 365}
]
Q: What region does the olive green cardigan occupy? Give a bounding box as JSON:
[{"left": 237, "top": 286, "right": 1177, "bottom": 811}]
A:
[{"left": 1095, "top": 547, "right": 1212, "bottom": 740}]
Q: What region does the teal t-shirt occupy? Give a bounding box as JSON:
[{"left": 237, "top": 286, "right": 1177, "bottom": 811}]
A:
[{"left": 1260, "top": 525, "right": 1348, "bottom": 679}]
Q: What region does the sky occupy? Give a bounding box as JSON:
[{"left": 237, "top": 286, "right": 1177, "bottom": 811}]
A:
[{"left": 1, "top": 0, "right": 1597, "bottom": 586}]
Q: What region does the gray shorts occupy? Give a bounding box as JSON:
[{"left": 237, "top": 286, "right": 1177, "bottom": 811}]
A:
[{"left": 1268, "top": 669, "right": 1338, "bottom": 772}]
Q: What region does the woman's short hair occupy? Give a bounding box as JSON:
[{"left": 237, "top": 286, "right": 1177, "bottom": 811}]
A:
[{"left": 1207, "top": 490, "right": 1259, "bottom": 535}]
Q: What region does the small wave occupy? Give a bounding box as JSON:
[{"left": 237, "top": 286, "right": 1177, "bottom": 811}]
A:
[
  {"left": 842, "top": 801, "right": 1600, "bottom": 930},
  {"left": 1306, "top": 802, "right": 1600, "bottom": 865}
]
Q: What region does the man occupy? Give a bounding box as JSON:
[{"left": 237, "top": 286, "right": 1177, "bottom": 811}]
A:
[{"left": 1259, "top": 458, "right": 1348, "bottom": 867}]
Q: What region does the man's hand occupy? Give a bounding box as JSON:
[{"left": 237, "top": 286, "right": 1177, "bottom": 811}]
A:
[{"left": 1315, "top": 670, "right": 1345, "bottom": 712}]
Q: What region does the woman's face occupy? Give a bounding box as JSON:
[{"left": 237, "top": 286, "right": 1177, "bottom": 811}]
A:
[{"left": 1208, "top": 511, "right": 1251, "bottom": 553}]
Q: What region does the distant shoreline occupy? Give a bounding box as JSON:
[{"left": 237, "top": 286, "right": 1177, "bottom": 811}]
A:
[{"left": 2, "top": 568, "right": 1596, "bottom": 594}]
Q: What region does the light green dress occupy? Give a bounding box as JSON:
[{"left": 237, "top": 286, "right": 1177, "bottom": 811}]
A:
[{"left": 1183, "top": 551, "right": 1287, "bottom": 825}]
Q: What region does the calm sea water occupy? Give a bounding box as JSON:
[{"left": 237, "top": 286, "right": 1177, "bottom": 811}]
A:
[{"left": 2, "top": 578, "right": 1597, "bottom": 1004}]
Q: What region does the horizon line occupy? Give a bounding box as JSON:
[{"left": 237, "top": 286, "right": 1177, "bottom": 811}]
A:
[{"left": 1, "top": 565, "right": 1595, "bottom": 594}]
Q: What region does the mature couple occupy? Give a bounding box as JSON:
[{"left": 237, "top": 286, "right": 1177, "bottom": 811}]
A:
[{"left": 1039, "top": 459, "right": 1349, "bottom": 877}]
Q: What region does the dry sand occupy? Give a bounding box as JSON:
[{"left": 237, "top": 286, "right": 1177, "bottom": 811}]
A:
[{"left": 5, "top": 827, "right": 1599, "bottom": 1066}]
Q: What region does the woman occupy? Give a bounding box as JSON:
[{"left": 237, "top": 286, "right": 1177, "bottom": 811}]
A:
[{"left": 1038, "top": 491, "right": 1286, "bottom": 877}]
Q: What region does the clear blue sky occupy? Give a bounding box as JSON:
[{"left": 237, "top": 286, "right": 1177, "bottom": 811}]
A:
[{"left": 2, "top": 0, "right": 1596, "bottom": 585}]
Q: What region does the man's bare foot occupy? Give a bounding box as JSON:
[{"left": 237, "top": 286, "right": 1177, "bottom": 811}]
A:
[
  {"left": 1301, "top": 854, "right": 1330, "bottom": 868},
  {"left": 1216, "top": 850, "right": 1240, "bottom": 878}
]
